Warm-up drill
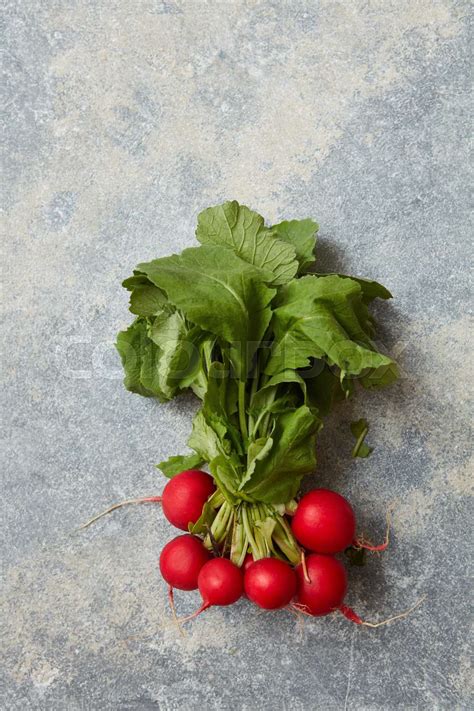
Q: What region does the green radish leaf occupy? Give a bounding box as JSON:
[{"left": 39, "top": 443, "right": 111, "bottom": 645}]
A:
[
  {"left": 239, "top": 436, "right": 274, "bottom": 490},
  {"left": 263, "top": 369, "right": 308, "bottom": 391},
  {"left": 305, "top": 364, "right": 347, "bottom": 417},
  {"left": 315, "top": 273, "right": 392, "bottom": 303},
  {"left": 266, "top": 274, "right": 398, "bottom": 388},
  {"left": 344, "top": 275, "right": 392, "bottom": 303},
  {"left": 187, "top": 336, "right": 216, "bottom": 401},
  {"left": 251, "top": 370, "right": 307, "bottom": 412},
  {"left": 116, "top": 313, "right": 208, "bottom": 401},
  {"left": 350, "top": 418, "right": 373, "bottom": 458},
  {"left": 123, "top": 272, "right": 169, "bottom": 316},
  {"left": 147, "top": 312, "right": 204, "bottom": 400},
  {"left": 157, "top": 452, "right": 205, "bottom": 478},
  {"left": 196, "top": 200, "right": 298, "bottom": 286},
  {"left": 203, "top": 362, "right": 242, "bottom": 455},
  {"left": 203, "top": 362, "right": 238, "bottom": 422},
  {"left": 188, "top": 409, "right": 228, "bottom": 462},
  {"left": 115, "top": 319, "right": 163, "bottom": 398},
  {"left": 242, "top": 406, "right": 322, "bottom": 504},
  {"left": 268, "top": 218, "right": 319, "bottom": 273},
  {"left": 187, "top": 406, "right": 243, "bottom": 501},
  {"left": 249, "top": 394, "right": 298, "bottom": 421},
  {"left": 138, "top": 245, "right": 275, "bottom": 378},
  {"left": 209, "top": 454, "right": 242, "bottom": 504}
]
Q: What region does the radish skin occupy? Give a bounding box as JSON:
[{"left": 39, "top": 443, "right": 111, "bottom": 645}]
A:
[
  {"left": 162, "top": 470, "right": 215, "bottom": 531},
  {"left": 292, "top": 489, "right": 356, "bottom": 555},
  {"left": 159, "top": 534, "right": 211, "bottom": 591},
  {"left": 295, "top": 553, "right": 348, "bottom": 616},
  {"left": 180, "top": 558, "right": 243, "bottom": 622},
  {"left": 244, "top": 558, "right": 297, "bottom": 610}
]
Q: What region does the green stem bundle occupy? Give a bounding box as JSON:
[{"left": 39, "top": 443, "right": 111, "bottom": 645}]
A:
[{"left": 198, "top": 498, "right": 301, "bottom": 567}]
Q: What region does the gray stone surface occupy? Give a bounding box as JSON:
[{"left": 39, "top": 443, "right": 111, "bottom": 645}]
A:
[{"left": 2, "top": 1, "right": 472, "bottom": 709}]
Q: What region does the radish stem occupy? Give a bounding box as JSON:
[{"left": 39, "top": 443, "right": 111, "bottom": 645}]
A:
[
  {"left": 300, "top": 549, "right": 311, "bottom": 584},
  {"left": 179, "top": 602, "right": 210, "bottom": 624},
  {"left": 238, "top": 380, "right": 248, "bottom": 444},
  {"left": 242, "top": 505, "right": 260, "bottom": 558},
  {"left": 168, "top": 585, "right": 185, "bottom": 637}
]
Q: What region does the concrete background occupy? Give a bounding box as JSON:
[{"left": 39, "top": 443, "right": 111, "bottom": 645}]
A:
[{"left": 2, "top": 1, "right": 472, "bottom": 709}]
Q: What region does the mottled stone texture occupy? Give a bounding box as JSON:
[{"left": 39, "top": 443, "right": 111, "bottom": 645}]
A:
[{"left": 2, "top": 1, "right": 472, "bottom": 709}]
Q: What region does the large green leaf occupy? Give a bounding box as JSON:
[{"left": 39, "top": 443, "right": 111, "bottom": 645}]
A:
[
  {"left": 137, "top": 245, "right": 275, "bottom": 378},
  {"left": 242, "top": 405, "right": 322, "bottom": 504},
  {"left": 196, "top": 201, "right": 298, "bottom": 286},
  {"left": 265, "top": 275, "right": 397, "bottom": 387},
  {"left": 268, "top": 218, "right": 318, "bottom": 273}
]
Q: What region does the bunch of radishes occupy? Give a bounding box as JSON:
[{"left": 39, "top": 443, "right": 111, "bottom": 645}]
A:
[
  {"left": 93, "top": 202, "right": 424, "bottom": 628},
  {"left": 155, "top": 468, "right": 391, "bottom": 625}
]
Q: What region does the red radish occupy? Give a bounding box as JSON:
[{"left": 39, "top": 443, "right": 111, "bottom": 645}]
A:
[
  {"left": 292, "top": 489, "right": 356, "bottom": 554},
  {"left": 79, "top": 469, "right": 215, "bottom": 531},
  {"left": 295, "top": 554, "right": 347, "bottom": 616},
  {"left": 244, "top": 558, "right": 297, "bottom": 610},
  {"left": 181, "top": 558, "right": 243, "bottom": 621},
  {"left": 198, "top": 558, "right": 243, "bottom": 607},
  {"left": 159, "top": 534, "right": 211, "bottom": 591},
  {"left": 161, "top": 469, "right": 215, "bottom": 531}
]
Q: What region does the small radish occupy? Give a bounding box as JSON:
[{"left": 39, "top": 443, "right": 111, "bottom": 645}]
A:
[
  {"left": 244, "top": 558, "right": 297, "bottom": 610},
  {"left": 291, "top": 489, "right": 356, "bottom": 554},
  {"left": 79, "top": 469, "right": 215, "bottom": 532},
  {"left": 198, "top": 558, "right": 243, "bottom": 607},
  {"left": 295, "top": 553, "right": 347, "bottom": 616},
  {"left": 181, "top": 558, "right": 243, "bottom": 621},
  {"left": 159, "top": 534, "right": 211, "bottom": 590},
  {"left": 161, "top": 469, "right": 215, "bottom": 531}
]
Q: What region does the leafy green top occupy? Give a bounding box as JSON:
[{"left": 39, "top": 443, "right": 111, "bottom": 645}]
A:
[{"left": 116, "top": 201, "right": 397, "bottom": 505}]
